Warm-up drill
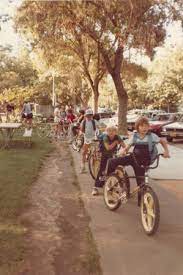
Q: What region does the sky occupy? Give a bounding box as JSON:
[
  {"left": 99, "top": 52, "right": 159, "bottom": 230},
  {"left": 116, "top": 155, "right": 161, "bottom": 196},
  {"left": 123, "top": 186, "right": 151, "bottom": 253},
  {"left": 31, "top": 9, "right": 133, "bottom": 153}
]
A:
[
  {"left": 0, "top": 0, "right": 23, "bottom": 55},
  {"left": 0, "top": 0, "right": 183, "bottom": 61}
]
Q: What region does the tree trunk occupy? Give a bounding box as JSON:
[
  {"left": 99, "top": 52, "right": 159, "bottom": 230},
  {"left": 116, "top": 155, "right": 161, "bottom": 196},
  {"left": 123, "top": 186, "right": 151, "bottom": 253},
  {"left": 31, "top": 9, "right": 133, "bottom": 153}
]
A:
[
  {"left": 112, "top": 72, "right": 128, "bottom": 135},
  {"left": 92, "top": 81, "right": 99, "bottom": 113},
  {"left": 93, "top": 90, "right": 99, "bottom": 113}
]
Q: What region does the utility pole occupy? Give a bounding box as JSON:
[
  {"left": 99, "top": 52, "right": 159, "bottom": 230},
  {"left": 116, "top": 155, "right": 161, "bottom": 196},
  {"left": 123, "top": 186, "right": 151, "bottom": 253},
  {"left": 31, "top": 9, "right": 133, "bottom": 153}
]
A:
[{"left": 52, "top": 71, "right": 56, "bottom": 107}]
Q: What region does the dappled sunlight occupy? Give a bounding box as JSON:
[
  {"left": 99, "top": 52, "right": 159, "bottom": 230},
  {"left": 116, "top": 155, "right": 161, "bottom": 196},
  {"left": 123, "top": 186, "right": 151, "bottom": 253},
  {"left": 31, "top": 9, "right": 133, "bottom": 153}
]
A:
[{"left": 0, "top": 222, "right": 27, "bottom": 234}]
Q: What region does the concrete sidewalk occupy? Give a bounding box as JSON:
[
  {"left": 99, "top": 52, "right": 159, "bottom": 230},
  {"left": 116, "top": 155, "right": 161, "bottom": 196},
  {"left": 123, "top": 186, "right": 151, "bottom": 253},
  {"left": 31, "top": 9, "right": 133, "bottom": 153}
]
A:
[
  {"left": 150, "top": 144, "right": 183, "bottom": 180},
  {"left": 71, "top": 147, "right": 183, "bottom": 275}
]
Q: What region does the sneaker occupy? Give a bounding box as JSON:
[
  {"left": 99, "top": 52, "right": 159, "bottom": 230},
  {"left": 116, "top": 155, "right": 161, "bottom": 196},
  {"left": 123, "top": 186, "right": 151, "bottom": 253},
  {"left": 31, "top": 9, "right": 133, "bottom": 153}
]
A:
[{"left": 92, "top": 188, "right": 99, "bottom": 196}]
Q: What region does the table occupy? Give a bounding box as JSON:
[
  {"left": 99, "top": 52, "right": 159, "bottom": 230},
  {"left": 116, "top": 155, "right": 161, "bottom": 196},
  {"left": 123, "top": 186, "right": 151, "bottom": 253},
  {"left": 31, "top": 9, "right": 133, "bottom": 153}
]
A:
[{"left": 0, "top": 123, "right": 22, "bottom": 148}]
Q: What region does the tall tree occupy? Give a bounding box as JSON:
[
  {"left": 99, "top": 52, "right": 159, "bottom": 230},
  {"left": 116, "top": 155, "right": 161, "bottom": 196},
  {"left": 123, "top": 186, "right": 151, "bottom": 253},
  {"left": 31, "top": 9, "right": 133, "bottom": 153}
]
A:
[
  {"left": 15, "top": 1, "right": 106, "bottom": 112},
  {"left": 16, "top": 0, "right": 182, "bottom": 133}
]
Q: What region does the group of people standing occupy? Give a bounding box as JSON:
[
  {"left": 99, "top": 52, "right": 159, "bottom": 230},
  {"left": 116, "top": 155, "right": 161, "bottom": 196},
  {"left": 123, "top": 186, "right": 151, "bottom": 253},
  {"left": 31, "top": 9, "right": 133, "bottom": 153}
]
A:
[{"left": 0, "top": 99, "right": 33, "bottom": 126}]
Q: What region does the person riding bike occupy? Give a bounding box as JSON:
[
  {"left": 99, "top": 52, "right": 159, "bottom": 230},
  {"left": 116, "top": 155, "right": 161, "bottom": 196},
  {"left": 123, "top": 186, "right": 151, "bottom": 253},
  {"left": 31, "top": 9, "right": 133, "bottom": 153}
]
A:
[
  {"left": 71, "top": 109, "right": 85, "bottom": 137},
  {"left": 107, "top": 116, "right": 170, "bottom": 187},
  {"left": 80, "top": 109, "right": 98, "bottom": 173},
  {"left": 66, "top": 108, "right": 76, "bottom": 123},
  {"left": 92, "top": 125, "right": 126, "bottom": 196}
]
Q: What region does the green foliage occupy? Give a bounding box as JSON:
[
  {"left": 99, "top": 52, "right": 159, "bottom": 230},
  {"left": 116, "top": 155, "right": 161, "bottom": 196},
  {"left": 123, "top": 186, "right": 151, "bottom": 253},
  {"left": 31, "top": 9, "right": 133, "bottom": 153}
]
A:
[
  {"left": 147, "top": 47, "right": 183, "bottom": 110},
  {"left": 0, "top": 51, "right": 38, "bottom": 93},
  {"left": 0, "top": 135, "right": 54, "bottom": 274},
  {"left": 15, "top": 0, "right": 182, "bottom": 132}
]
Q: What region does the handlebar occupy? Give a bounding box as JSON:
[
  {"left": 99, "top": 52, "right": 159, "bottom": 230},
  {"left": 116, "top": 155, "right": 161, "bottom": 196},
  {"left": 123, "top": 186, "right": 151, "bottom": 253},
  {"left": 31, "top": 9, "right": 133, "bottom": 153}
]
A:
[
  {"left": 131, "top": 153, "right": 163, "bottom": 170},
  {"left": 119, "top": 135, "right": 128, "bottom": 141},
  {"left": 148, "top": 153, "right": 163, "bottom": 170}
]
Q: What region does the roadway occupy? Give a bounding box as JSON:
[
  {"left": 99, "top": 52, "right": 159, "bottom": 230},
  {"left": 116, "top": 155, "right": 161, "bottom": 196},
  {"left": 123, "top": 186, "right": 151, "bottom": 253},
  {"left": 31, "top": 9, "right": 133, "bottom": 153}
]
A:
[{"left": 71, "top": 142, "right": 183, "bottom": 275}]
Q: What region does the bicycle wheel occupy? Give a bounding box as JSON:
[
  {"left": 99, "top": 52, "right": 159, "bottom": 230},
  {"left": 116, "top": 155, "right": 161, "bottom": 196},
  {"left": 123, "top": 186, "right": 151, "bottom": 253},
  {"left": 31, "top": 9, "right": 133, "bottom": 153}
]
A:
[
  {"left": 115, "top": 166, "right": 130, "bottom": 198},
  {"left": 103, "top": 174, "right": 122, "bottom": 211},
  {"left": 63, "top": 123, "right": 69, "bottom": 137},
  {"left": 88, "top": 152, "right": 101, "bottom": 180},
  {"left": 36, "top": 123, "right": 51, "bottom": 138},
  {"left": 141, "top": 186, "right": 160, "bottom": 235}
]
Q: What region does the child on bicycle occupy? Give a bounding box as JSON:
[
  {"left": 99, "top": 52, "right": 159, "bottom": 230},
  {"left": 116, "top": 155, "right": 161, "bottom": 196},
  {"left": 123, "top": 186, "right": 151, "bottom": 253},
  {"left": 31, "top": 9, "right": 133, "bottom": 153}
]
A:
[
  {"left": 92, "top": 125, "right": 126, "bottom": 196},
  {"left": 80, "top": 109, "right": 98, "bottom": 173},
  {"left": 107, "top": 116, "right": 170, "bottom": 187}
]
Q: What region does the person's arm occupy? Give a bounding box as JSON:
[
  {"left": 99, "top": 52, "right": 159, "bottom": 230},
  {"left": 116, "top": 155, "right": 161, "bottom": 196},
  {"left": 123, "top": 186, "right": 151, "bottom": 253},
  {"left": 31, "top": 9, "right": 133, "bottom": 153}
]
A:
[
  {"left": 120, "top": 134, "right": 134, "bottom": 155},
  {"left": 104, "top": 139, "right": 118, "bottom": 151},
  {"left": 117, "top": 135, "right": 127, "bottom": 149},
  {"left": 80, "top": 120, "right": 85, "bottom": 133},
  {"left": 159, "top": 138, "right": 170, "bottom": 158}
]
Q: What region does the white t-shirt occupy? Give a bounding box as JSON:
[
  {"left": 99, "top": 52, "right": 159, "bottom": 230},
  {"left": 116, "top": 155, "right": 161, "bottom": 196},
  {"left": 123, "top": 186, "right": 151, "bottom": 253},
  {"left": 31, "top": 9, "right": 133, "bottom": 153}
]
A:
[
  {"left": 81, "top": 119, "right": 97, "bottom": 141},
  {"left": 54, "top": 107, "right": 60, "bottom": 123},
  {"left": 23, "top": 103, "right": 32, "bottom": 115}
]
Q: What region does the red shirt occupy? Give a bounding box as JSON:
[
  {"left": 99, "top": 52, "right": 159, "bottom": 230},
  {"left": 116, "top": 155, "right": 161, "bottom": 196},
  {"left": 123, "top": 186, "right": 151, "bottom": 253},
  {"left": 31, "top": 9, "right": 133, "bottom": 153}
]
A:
[{"left": 67, "top": 113, "right": 76, "bottom": 123}]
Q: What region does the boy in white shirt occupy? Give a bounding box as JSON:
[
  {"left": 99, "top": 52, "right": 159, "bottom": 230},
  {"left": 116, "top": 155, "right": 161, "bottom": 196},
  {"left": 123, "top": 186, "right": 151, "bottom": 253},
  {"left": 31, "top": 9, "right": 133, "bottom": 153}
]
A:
[{"left": 80, "top": 109, "right": 97, "bottom": 173}]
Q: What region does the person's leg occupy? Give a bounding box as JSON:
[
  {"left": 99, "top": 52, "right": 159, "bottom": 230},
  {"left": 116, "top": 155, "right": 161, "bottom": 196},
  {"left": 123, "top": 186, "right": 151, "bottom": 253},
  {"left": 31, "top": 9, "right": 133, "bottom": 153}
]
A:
[
  {"left": 95, "top": 155, "right": 108, "bottom": 188},
  {"left": 26, "top": 118, "right": 32, "bottom": 129},
  {"left": 131, "top": 158, "right": 145, "bottom": 186},
  {"left": 130, "top": 157, "right": 145, "bottom": 206},
  {"left": 107, "top": 155, "right": 132, "bottom": 175},
  {"left": 57, "top": 123, "right": 62, "bottom": 137},
  {"left": 68, "top": 124, "right": 74, "bottom": 143},
  {"left": 54, "top": 123, "right": 58, "bottom": 138}
]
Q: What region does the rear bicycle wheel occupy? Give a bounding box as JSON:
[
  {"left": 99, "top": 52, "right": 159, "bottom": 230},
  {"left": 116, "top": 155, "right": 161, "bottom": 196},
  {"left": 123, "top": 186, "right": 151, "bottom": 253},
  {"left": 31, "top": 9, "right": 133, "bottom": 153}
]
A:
[
  {"left": 103, "top": 174, "right": 122, "bottom": 211},
  {"left": 141, "top": 186, "right": 160, "bottom": 235},
  {"left": 88, "top": 151, "right": 101, "bottom": 180}
]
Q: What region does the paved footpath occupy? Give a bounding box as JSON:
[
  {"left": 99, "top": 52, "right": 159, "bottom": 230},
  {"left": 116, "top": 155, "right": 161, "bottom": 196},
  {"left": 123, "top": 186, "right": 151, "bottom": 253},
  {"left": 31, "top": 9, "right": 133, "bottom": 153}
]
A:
[{"left": 71, "top": 147, "right": 183, "bottom": 275}]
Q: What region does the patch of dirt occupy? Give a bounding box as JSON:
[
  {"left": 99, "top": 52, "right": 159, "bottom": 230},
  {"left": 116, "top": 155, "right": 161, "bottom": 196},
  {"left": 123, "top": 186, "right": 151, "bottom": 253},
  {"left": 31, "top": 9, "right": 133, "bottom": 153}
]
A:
[{"left": 18, "top": 142, "right": 102, "bottom": 275}]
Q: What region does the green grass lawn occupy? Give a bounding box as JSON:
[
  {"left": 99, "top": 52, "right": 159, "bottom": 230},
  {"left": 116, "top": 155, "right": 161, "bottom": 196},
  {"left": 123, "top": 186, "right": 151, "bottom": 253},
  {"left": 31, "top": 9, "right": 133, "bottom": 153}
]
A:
[{"left": 0, "top": 134, "right": 54, "bottom": 275}]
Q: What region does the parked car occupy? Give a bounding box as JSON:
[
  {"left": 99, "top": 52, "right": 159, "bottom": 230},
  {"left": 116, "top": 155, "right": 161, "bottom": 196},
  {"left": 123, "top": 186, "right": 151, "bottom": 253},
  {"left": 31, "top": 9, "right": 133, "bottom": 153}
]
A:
[
  {"left": 127, "top": 109, "right": 167, "bottom": 131},
  {"left": 149, "top": 113, "right": 180, "bottom": 136},
  {"left": 161, "top": 115, "right": 183, "bottom": 142}
]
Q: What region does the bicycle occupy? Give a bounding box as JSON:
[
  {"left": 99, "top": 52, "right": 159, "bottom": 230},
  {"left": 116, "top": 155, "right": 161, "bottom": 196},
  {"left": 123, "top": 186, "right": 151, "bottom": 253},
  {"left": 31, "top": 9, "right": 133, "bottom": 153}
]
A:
[
  {"left": 103, "top": 153, "right": 163, "bottom": 236},
  {"left": 89, "top": 136, "right": 128, "bottom": 181},
  {"left": 88, "top": 140, "right": 101, "bottom": 180}
]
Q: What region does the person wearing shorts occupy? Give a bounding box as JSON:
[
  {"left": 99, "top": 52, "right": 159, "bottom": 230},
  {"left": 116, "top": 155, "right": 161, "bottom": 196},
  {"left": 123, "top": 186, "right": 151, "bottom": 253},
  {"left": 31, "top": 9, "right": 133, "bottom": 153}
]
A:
[{"left": 21, "top": 99, "right": 33, "bottom": 126}]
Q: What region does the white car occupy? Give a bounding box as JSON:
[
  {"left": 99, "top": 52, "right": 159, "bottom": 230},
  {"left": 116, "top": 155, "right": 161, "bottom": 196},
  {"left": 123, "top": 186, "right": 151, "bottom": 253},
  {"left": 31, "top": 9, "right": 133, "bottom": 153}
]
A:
[{"left": 161, "top": 115, "right": 183, "bottom": 142}]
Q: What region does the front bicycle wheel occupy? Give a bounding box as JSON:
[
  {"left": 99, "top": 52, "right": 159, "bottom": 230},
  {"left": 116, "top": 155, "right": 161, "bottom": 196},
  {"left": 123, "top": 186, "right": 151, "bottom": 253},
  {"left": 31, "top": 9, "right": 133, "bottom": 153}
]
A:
[
  {"left": 103, "top": 174, "right": 122, "bottom": 211},
  {"left": 88, "top": 152, "right": 101, "bottom": 180},
  {"left": 141, "top": 187, "right": 160, "bottom": 235}
]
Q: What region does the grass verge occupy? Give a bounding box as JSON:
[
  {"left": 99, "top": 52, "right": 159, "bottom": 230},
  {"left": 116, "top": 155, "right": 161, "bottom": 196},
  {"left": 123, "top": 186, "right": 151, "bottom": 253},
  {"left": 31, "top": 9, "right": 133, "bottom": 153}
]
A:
[
  {"left": 69, "top": 146, "right": 102, "bottom": 275},
  {"left": 0, "top": 135, "right": 54, "bottom": 275}
]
